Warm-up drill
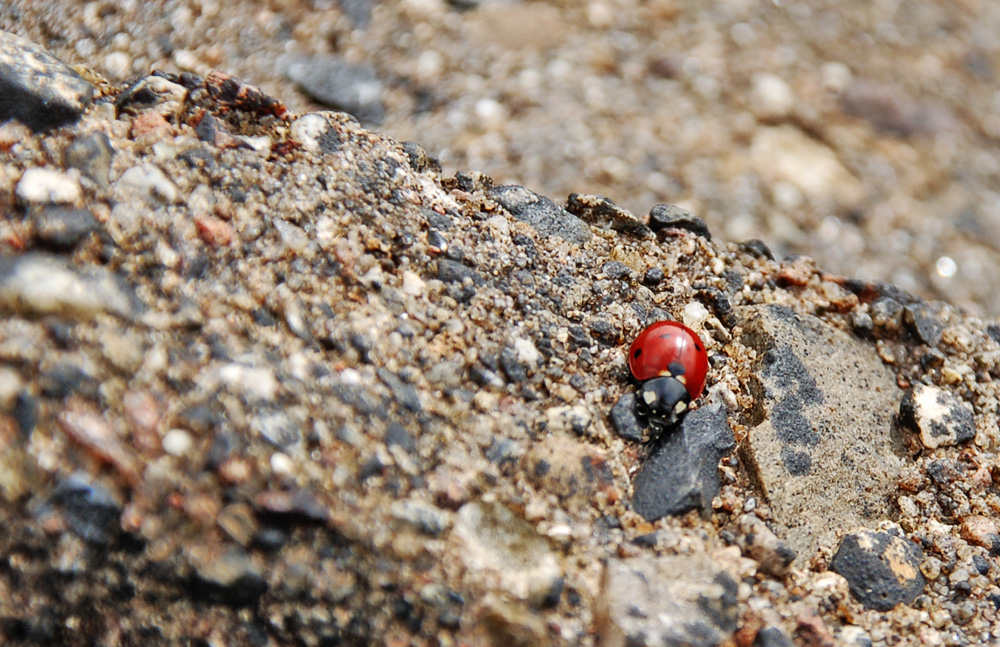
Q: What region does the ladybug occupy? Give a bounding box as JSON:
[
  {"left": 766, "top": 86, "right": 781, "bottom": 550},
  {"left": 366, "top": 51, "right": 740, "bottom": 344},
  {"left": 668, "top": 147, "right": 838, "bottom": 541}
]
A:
[{"left": 628, "top": 320, "right": 709, "bottom": 431}]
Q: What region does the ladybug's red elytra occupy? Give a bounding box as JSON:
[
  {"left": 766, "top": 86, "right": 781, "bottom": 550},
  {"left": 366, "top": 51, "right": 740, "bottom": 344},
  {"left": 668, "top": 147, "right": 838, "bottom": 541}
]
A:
[{"left": 628, "top": 320, "right": 709, "bottom": 431}]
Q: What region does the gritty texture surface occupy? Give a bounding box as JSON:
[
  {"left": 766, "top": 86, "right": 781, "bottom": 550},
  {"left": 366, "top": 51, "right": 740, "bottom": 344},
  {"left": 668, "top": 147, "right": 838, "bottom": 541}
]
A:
[
  {"left": 7, "top": 0, "right": 1000, "bottom": 315},
  {"left": 3, "top": 10, "right": 1000, "bottom": 647},
  {"left": 741, "top": 304, "right": 905, "bottom": 559}
]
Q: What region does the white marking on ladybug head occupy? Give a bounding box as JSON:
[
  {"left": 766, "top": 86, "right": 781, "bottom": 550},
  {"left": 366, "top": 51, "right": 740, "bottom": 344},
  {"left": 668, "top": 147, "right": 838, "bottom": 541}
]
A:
[
  {"left": 676, "top": 375, "right": 687, "bottom": 385},
  {"left": 674, "top": 401, "right": 688, "bottom": 415},
  {"left": 643, "top": 389, "right": 658, "bottom": 405}
]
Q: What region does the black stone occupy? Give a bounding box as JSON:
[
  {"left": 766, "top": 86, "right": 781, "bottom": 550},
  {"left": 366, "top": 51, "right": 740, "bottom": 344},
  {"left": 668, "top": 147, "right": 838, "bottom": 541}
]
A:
[
  {"left": 648, "top": 204, "right": 712, "bottom": 240},
  {"left": 565, "top": 193, "right": 652, "bottom": 238},
  {"left": 698, "top": 286, "right": 738, "bottom": 329},
  {"left": 498, "top": 347, "right": 528, "bottom": 383},
  {"left": 31, "top": 206, "right": 99, "bottom": 250},
  {"left": 829, "top": 528, "right": 925, "bottom": 611},
  {"left": 0, "top": 32, "right": 95, "bottom": 131},
  {"left": 385, "top": 421, "right": 416, "bottom": 453},
  {"left": 642, "top": 267, "right": 664, "bottom": 287},
  {"left": 489, "top": 185, "right": 592, "bottom": 244},
  {"left": 631, "top": 403, "right": 735, "bottom": 521},
  {"left": 377, "top": 367, "right": 422, "bottom": 413},
  {"left": 601, "top": 261, "right": 631, "bottom": 279},
  {"left": 48, "top": 473, "right": 121, "bottom": 546},
  {"left": 437, "top": 259, "right": 483, "bottom": 286},
  {"left": 588, "top": 318, "right": 619, "bottom": 345},
  {"left": 611, "top": 393, "right": 642, "bottom": 442},
  {"left": 739, "top": 239, "right": 774, "bottom": 260},
  {"left": 973, "top": 553, "right": 991, "bottom": 575},
  {"left": 904, "top": 304, "right": 944, "bottom": 347},
  {"left": 13, "top": 391, "right": 36, "bottom": 438},
  {"left": 286, "top": 55, "right": 385, "bottom": 124}
]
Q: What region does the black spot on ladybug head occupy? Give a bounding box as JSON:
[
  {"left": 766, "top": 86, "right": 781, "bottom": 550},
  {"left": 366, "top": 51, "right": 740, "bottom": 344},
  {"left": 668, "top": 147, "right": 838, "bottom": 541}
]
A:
[{"left": 667, "top": 361, "right": 686, "bottom": 376}]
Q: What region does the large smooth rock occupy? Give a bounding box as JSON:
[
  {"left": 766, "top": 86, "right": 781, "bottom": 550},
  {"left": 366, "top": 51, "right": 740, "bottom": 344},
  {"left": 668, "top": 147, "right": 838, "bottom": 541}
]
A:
[{"left": 740, "top": 305, "right": 904, "bottom": 560}]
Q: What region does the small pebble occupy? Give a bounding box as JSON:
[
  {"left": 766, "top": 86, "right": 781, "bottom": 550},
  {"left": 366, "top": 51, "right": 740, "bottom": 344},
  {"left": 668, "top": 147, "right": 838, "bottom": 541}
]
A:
[
  {"left": 16, "top": 168, "right": 82, "bottom": 205},
  {"left": 162, "top": 429, "right": 194, "bottom": 456}
]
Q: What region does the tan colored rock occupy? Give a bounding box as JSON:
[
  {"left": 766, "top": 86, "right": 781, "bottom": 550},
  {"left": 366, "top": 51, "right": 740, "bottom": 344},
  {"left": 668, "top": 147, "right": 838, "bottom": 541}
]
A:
[{"left": 741, "top": 305, "right": 904, "bottom": 560}]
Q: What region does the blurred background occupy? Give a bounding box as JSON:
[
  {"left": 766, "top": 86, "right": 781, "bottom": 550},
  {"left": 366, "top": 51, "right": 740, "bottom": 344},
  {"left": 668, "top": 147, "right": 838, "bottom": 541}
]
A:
[{"left": 6, "top": 0, "right": 1000, "bottom": 316}]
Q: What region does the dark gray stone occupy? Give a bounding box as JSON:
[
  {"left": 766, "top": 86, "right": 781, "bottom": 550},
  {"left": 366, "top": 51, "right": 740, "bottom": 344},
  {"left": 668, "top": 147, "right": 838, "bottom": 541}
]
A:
[
  {"left": 565, "top": 193, "right": 652, "bottom": 238},
  {"left": 648, "top": 204, "right": 712, "bottom": 240},
  {"left": 31, "top": 206, "right": 99, "bottom": 250},
  {"left": 829, "top": 528, "right": 925, "bottom": 611},
  {"left": 0, "top": 31, "right": 95, "bottom": 131},
  {"left": 490, "top": 185, "right": 592, "bottom": 245},
  {"left": 63, "top": 132, "right": 114, "bottom": 187},
  {"left": 740, "top": 305, "right": 903, "bottom": 559},
  {"left": 904, "top": 304, "right": 944, "bottom": 346},
  {"left": 437, "top": 259, "right": 483, "bottom": 286},
  {"left": 900, "top": 383, "right": 975, "bottom": 449},
  {"left": 286, "top": 55, "right": 385, "bottom": 124},
  {"left": 596, "top": 552, "right": 739, "bottom": 647},
  {"left": 378, "top": 367, "right": 422, "bottom": 413},
  {"left": 609, "top": 393, "right": 643, "bottom": 442},
  {"left": 631, "top": 403, "right": 735, "bottom": 521},
  {"left": 47, "top": 473, "right": 121, "bottom": 546}
]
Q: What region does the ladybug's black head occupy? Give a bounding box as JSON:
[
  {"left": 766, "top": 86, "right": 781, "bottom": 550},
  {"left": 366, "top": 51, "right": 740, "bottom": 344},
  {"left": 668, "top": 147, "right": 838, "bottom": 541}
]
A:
[{"left": 635, "top": 375, "right": 691, "bottom": 432}]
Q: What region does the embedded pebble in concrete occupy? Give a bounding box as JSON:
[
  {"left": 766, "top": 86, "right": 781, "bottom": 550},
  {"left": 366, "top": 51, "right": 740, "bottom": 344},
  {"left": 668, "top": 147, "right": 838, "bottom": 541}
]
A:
[
  {"left": 63, "top": 131, "right": 114, "bottom": 187},
  {"left": 116, "top": 164, "right": 181, "bottom": 204},
  {"left": 631, "top": 403, "right": 735, "bottom": 521},
  {"left": 489, "top": 184, "right": 592, "bottom": 244},
  {"left": 31, "top": 206, "right": 98, "bottom": 250},
  {"left": 448, "top": 500, "right": 561, "bottom": 607},
  {"left": 286, "top": 55, "right": 385, "bottom": 124},
  {"left": 595, "top": 551, "right": 739, "bottom": 647},
  {"left": 740, "top": 305, "right": 904, "bottom": 559},
  {"left": 16, "top": 168, "right": 82, "bottom": 205},
  {"left": 0, "top": 254, "right": 141, "bottom": 320},
  {"left": 828, "top": 527, "right": 925, "bottom": 611},
  {"left": 0, "top": 30, "right": 95, "bottom": 131},
  {"left": 900, "top": 383, "right": 975, "bottom": 449}
]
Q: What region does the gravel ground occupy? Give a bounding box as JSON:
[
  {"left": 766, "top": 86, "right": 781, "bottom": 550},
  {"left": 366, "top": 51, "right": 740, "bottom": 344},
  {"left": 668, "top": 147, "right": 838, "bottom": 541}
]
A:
[
  {"left": 7, "top": 0, "right": 1000, "bottom": 317},
  {"left": 3, "top": 3, "right": 1000, "bottom": 647}
]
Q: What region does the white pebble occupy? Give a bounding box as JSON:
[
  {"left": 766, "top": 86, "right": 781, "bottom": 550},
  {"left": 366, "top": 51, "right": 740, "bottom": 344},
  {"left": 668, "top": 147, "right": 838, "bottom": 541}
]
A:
[
  {"left": 104, "top": 51, "right": 132, "bottom": 81},
  {"left": 270, "top": 452, "right": 294, "bottom": 475},
  {"left": 16, "top": 168, "right": 82, "bottom": 205},
  {"left": 751, "top": 73, "right": 794, "bottom": 119},
  {"left": 514, "top": 337, "right": 540, "bottom": 366},
  {"left": 402, "top": 270, "right": 426, "bottom": 296},
  {"left": 162, "top": 429, "right": 193, "bottom": 456},
  {"left": 117, "top": 164, "right": 180, "bottom": 204}
]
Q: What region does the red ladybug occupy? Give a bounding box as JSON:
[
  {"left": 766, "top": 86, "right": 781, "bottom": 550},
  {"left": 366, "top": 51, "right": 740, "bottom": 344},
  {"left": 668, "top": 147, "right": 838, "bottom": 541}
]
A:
[{"left": 628, "top": 321, "right": 709, "bottom": 430}]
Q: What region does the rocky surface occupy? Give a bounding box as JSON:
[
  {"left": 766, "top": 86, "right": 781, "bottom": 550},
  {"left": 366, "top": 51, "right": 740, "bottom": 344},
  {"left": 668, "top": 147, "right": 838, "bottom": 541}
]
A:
[{"left": 3, "top": 12, "right": 1000, "bottom": 647}]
